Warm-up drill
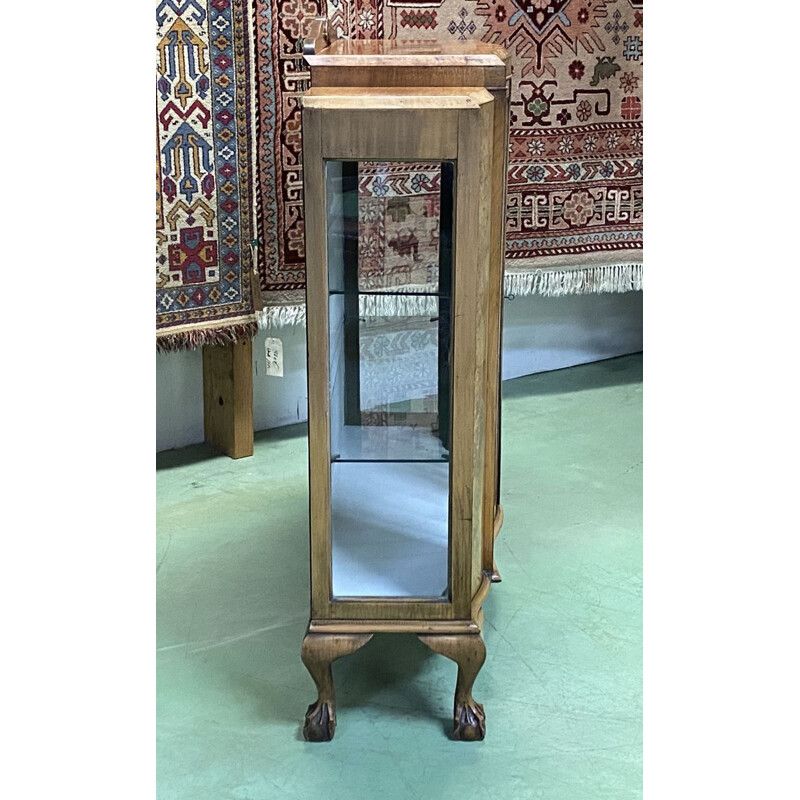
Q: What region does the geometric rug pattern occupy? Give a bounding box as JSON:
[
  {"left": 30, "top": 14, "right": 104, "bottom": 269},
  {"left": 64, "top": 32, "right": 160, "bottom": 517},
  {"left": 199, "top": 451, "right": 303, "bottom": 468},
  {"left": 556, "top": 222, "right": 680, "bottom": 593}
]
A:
[
  {"left": 253, "top": 0, "right": 643, "bottom": 304},
  {"left": 156, "top": 0, "right": 258, "bottom": 350}
]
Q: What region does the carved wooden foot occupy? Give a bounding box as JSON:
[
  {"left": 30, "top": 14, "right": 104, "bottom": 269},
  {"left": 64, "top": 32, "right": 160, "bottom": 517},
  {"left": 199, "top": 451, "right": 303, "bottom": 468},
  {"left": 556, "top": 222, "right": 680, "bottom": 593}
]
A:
[
  {"left": 300, "top": 632, "right": 372, "bottom": 741},
  {"left": 418, "top": 633, "right": 487, "bottom": 741}
]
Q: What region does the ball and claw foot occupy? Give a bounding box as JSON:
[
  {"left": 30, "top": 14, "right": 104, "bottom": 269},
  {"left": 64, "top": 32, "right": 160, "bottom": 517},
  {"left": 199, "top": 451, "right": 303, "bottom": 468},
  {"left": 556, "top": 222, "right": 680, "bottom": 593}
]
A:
[
  {"left": 303, "top": 700, "right": 335, "bottom": 742},
  {"left": 419, "top": 633, "right": 487, "bottom": 741},
  {"left": 300, "top": 633, "right": 372, "bottom": 742},
  {"left": 453, "top": 699, "right": 486, "bottom": 741}
]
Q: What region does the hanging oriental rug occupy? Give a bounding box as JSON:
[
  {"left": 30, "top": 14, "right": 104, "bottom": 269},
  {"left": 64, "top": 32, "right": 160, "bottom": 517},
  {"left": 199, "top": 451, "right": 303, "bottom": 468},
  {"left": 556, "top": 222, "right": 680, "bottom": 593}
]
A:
[
  {"left": 156, "top": 0, "right": 259, "bottom": 351},
  {"left": 253, "top": 0, "right": 643, "bottom": 327}
]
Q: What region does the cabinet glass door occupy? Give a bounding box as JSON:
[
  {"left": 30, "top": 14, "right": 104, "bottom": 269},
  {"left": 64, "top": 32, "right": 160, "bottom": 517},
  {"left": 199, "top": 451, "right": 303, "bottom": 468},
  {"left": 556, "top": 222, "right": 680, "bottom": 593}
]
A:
[{"left": 326, "top": 160, "right": 454, "bottom": 599}]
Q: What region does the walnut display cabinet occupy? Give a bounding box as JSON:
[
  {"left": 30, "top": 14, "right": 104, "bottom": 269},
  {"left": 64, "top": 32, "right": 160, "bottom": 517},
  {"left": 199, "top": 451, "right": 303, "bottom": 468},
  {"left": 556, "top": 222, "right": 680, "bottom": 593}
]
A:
[{"left": 299, "top": 20, "right": 510, "bottom": 741}]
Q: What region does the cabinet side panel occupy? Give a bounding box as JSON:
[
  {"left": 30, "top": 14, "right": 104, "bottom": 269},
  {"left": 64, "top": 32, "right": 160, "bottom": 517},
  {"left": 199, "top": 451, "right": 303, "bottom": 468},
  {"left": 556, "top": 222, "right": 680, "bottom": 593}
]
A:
[
  {"left": 451, "top": 101, "right": 494, "bottom": 613},
  {"left": 467, "top": 102, "right": 494, "bottom": 597},
  {"left": 482, "top": 82, "right": 510, "bottom": 573},
  {"left": 303, "top": 107, "right": 333, "bottom": 618}
]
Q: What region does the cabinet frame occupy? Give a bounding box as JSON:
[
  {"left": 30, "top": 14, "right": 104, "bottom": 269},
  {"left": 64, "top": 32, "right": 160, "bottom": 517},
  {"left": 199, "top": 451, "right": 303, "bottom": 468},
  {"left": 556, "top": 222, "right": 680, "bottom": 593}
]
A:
[{"left": 303, "top": 91, "right": 494, "bottom": 626}]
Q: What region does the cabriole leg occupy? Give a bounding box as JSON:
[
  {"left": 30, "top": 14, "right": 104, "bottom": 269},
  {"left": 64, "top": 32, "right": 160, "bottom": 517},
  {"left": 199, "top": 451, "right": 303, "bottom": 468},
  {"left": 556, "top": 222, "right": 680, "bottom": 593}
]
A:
[
  {"left": 300, "top": 632, "right": 372, "bottom": 741},
  {"left": 418, "top": 633, "right": 487, "bottom": 741}
]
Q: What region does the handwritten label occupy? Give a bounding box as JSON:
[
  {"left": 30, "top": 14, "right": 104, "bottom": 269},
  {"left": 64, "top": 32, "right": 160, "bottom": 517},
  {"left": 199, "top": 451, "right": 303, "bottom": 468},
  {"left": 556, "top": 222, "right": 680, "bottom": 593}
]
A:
[{"left": 264, "top": 337, "right": 283, "bottom": 377}]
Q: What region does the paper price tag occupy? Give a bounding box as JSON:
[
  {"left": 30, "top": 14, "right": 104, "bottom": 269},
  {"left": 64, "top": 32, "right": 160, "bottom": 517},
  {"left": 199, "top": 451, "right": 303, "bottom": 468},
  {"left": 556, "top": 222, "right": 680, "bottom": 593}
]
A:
[{"left": 264, "top": 337, "right": 284, "bottom": 377}]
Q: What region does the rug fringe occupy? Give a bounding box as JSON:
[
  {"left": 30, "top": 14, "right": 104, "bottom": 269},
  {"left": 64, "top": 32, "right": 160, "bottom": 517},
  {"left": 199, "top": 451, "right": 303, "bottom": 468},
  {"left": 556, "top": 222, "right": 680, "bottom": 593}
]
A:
[
  {"left": 256, "top": 303, "right": 307, "bottom": 328},
  {"left": 358, "top": 293, "right": 439, "bottom": 317},
  {"left": 156, "top": 321, "right": 259, "bottom": 353},
  {"left": 256, "top": 293, "right": 438, "bottom": 328},
  {"left": 504, "top": 262, "right": 642, "bottom": 298},
  {"left": 257, "top": 263, "right": 643, "bottom": 328}
]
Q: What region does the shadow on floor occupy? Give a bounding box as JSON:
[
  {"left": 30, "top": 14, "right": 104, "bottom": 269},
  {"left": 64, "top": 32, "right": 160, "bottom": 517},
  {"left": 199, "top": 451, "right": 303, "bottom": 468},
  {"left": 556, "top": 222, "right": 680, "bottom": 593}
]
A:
[
  {"left": 502, "top": 353, "right": 642, "bottom": 400},
  {"left": 254, "top": 421, "right": 308, "bottom": 445},
  {"left": 156, "top": 421, "right": 309, "bottom": 470},
  {"left": 329, "top": 633, "right": 447, "bottom": 733},
  {"left": 155, "top": 441, "right": 223, "bottom": 470}
]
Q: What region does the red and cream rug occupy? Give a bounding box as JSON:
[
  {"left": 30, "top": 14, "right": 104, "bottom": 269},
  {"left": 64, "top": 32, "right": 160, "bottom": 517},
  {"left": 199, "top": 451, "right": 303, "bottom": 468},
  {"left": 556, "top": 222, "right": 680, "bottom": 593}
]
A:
[{"left": 253, "top": 0, "right": 643, "bottom": 326}]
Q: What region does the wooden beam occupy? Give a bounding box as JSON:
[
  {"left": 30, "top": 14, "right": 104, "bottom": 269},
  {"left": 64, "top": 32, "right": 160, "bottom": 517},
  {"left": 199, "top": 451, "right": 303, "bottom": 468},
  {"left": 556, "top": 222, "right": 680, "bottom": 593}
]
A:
[{"left": 202, "top": 339, "right": 254, "bottom": 459}]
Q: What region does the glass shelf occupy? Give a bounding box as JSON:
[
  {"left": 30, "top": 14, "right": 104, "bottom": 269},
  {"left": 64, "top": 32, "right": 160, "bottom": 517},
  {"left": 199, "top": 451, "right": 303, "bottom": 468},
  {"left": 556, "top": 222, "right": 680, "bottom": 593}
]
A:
[
  {"left": 327, "top": 158, "right": 453, "bottom": 466},
  {"left": 329, "top": 302, "right": 447, "bottom": 462}
]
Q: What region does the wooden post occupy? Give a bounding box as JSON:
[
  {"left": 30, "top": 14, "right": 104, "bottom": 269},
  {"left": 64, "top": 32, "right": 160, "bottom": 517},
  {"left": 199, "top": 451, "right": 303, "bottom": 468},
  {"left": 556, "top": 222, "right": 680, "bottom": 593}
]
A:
[{"left": 202, "top": 339, "right": 254, "bottom": 459}]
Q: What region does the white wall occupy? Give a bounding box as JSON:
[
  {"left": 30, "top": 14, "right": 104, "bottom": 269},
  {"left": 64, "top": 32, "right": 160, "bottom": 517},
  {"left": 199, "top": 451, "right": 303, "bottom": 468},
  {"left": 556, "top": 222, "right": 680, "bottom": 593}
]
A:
[
  {"left": 502, "top": 289, "right": 643, "bottom": 380},
  {"left": 156, "top": 290, "right": 642, "bottom": 452},
  {"left": 252, "top": 322, "right": 310, "bottom": 432},
  {"left": 156, "top": 346, "right": 205, "bottom": 452}
]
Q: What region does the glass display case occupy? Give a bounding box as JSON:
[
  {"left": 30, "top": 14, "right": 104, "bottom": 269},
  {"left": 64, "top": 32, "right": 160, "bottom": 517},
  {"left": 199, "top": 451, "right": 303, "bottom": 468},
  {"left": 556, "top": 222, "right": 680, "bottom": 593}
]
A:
[{"left": 300, "top": 20, "right": 510, "bottom": 741}]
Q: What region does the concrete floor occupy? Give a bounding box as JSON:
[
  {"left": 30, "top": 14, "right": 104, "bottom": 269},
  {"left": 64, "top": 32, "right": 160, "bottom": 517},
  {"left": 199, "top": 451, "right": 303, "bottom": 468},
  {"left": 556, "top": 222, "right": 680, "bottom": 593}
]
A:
[{"left": 156, "top": 354, "right": 643, "bottom": 800}]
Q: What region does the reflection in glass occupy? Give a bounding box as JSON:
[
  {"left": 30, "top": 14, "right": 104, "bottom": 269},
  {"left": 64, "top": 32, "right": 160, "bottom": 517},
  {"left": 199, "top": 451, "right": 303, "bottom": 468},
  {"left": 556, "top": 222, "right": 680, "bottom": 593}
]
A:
[
  {"left": 331, "top": 461, "right": 449, "bottom": 598},
  {"left": 327, "top": 160, "right": 454, "bottom": 599},
  {"left": 329, "top": 309, "right": 445, "bottom": 461},
  {"left": 357, "top": 161, "right": 444, "bottom": 294}
]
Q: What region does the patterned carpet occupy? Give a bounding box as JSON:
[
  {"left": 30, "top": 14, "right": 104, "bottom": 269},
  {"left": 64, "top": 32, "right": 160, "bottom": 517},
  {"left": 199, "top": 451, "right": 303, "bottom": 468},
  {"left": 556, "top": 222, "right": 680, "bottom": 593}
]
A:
[
  {"left": 155, "top": 0, "right": 643, "bottom": 344},
  {"left": 254, "top": 0, "right": 643, "bottom": 326},
  {"left": 156, "top": 0, "right": 258, "bottom": 350}
]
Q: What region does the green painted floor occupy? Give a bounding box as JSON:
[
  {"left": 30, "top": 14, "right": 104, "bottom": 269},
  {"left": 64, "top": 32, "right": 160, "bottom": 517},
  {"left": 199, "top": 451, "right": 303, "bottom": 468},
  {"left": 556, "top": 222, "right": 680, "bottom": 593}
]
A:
[{"left": 157, "top": 354, "right": 643, "bottom": 800}]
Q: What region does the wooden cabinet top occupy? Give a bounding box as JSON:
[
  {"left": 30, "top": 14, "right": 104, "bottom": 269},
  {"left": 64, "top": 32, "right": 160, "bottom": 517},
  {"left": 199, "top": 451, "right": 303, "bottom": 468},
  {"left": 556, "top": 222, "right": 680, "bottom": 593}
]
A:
[
  {"left": 303, "top": 19, "right": 510, "bottom": 90},
  {"left": 306, "top": 38, "right": 508, "bottom": 67}
]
